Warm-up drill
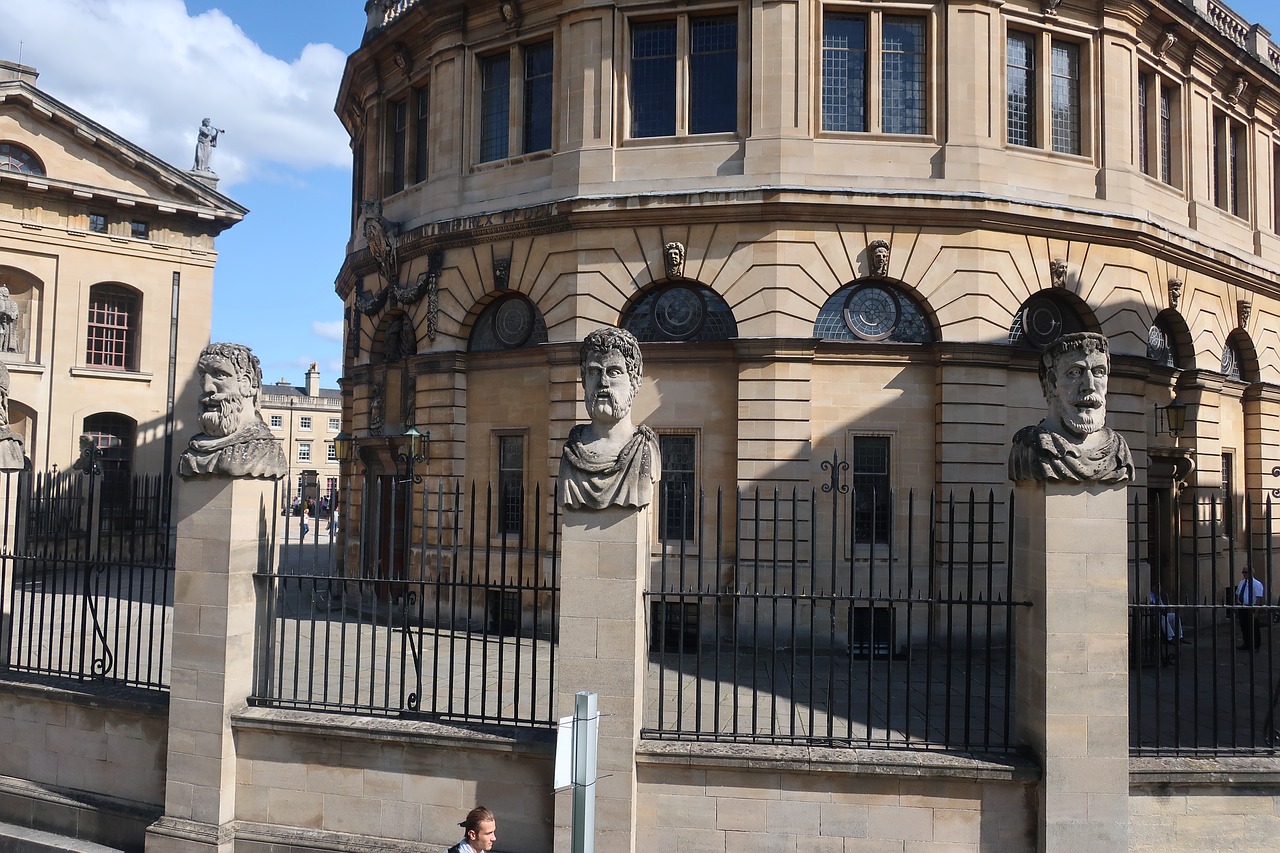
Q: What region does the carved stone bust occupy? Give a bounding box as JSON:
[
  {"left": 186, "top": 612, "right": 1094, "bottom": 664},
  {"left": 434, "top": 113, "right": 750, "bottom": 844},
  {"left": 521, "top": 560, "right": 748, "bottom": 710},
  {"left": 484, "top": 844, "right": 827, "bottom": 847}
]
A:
[
  {"left": 1050, "top": 258, "right": 1068, "bottom": 289},
  {"left": 1009, "top": 332, "right": 1133, "bottom": 484},
  {"left": 178, "top": 343, "right": 287, "bottom": 480},
  {"left": 559, "top": 327, "right": 661, "bottom": 510},
  {"left": 868, "top": 240, "right": 890, "bottom": 278},
  {"left": 0, "top": 362, "right": 25, "bottom": 472},
  {"left": 663, "top": 242, "right": 686, "bottom": 280}
]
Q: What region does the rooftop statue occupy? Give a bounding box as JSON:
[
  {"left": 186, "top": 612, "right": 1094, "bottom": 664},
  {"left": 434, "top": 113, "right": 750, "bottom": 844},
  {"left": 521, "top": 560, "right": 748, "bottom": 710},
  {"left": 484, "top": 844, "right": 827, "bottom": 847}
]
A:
[
  {"left": 179, "top": 343, "right": 286, "bottom": 479},
  {"left": 192, "top": 118, "right": 225, "bottom": 173},
  {"left": 1009, "top": 332, "right": 1133, "bottom": 484},
  {"left": 559, "top": 327, "right": 661, "bottom": 510}
]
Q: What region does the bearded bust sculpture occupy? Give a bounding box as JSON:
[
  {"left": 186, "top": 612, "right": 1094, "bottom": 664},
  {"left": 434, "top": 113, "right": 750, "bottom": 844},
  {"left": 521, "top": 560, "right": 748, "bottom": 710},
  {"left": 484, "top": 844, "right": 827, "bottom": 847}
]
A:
[
  {"left": 559, "top": 327, "right": 661, "bottom": 510},
  {"left": 1009, "top": 332, "right": 1133, "bottom": 484},
  {"left": 178, "top": 343, "right": 287, "bottom": 479}
]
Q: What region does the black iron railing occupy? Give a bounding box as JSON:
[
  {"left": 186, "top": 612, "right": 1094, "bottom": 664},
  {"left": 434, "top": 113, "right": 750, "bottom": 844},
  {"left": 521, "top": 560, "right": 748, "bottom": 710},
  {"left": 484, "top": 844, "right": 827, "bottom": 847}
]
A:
[
  {"left": 1130, "top": 491, "right": 1280, "bottom": 755},
  {"left": 1, "top": 469, "right": 173, "bottom": 691},
  {"left": 252, "top": 481, "right": 559, "bottom": 727},
  {"left": 643, "top": 472, "right": 1029, "bottom": 753}
]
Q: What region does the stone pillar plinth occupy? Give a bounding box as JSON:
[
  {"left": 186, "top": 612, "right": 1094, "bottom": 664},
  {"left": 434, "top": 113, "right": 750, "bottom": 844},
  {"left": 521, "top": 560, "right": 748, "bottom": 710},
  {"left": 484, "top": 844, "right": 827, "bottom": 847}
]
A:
[
  {"left": 1014, "top": 481, "right": 1129, "bottom": 853},
  {"left": 553, "top": 505, "right": 650, "bottom": 853},
  {"left": 146, "top": 477, "right": 276, "bottom": 853}
]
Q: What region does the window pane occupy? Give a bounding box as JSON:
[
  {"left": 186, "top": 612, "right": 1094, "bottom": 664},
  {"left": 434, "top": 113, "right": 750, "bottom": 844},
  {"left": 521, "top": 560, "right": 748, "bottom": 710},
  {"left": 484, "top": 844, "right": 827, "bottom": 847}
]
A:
[
  {"left": 86, "top": 286, "right": 138, "bottom": 370},
  {"left": 1050, "top": 40, "right": 1080, "bottom": 154},
  {"left": 659, "top": 435, "right": 696, "bottom": 540},
  {"left": 822, "top": 13, "right": 867, "bottom": 132},
  {"left": 690, "top": 16, "right": 737, "bottom": 134},
  {"left": 414, "top": 86, "right": 430, "bottom": 183},
  {"left": 498, "top": 435, "right": 524, "bottom": 535},
  {"left": 882, "top": 16, "right": 926, "bottom": 134},
  {"left": 1159, "top": 85, "right": 1173, "bottom": 185},
  {"left": 1137, "top": 72, "right": 1149, "bottom": 175},
  {"left": 480, "top": 53, "right": 511, "bottom": 162},
  {"left": 523, "top": 41, "right": 554, "bottom": 153},
  {"left": 631, "top": 21, "right": 677, "bottom": 138},
  {"left": 89, "top": 213, "right": 107, "bottom": 234},
  {"left": 852, "top": 436, "right": 890, "bottom": 544},
  {"left": 389, "top": 98, "right": 406, "bottom": 191},
  {"left": 1006, "top": 32, "right": 1035, "bottom": 147}
]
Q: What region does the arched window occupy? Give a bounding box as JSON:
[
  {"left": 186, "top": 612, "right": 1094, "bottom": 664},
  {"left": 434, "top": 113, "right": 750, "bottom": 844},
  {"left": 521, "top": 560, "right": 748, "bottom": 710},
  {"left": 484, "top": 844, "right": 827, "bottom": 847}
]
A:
[
  {"left": 814, "top": 281, "right": 934, "bottom": 342},
  {"left": 1008, "top": 292, "right": 1087, "bottom": 349},
  {"left": 82, "top": 413, "right": 136, "bottom": 513},
  {"left": 1221, "top": 338, "right": 1242, "bottom": 381},
  {"left": 622, "top": 282, "right": 737, "bottom": 342},
  {"left": 469, "top": 294, "right": 549, "bottom": 352},
  {"left": 0, "top": 142, "right": 45, "bottom": 176},
  {"left": 1147, "top": 311, "right": 1189, "bottom": 370},
  {"left": 85, "top": 284, "right": 140, "bottom": 371}
]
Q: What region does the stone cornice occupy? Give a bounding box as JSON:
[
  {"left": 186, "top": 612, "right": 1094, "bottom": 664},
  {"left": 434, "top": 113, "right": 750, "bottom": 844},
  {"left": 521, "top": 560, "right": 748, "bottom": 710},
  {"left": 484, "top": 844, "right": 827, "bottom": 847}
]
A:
[{"left": 336, "top": 187, "right": 1280, "bottom": 303}]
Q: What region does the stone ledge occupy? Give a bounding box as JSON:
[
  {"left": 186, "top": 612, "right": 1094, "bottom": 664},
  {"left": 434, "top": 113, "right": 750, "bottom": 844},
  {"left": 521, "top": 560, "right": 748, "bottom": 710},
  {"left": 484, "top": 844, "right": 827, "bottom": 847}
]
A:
[
  {"left": 0, "top": 672, "right": 168, "bottom": 715},
  {"left": 1130, "top": 755, "right": 1280, "bottom": 786},
  {"left": 0, "top": 772, "right": 160, "bottom": 851},
  {"left": 232, "top": 704, "right": 556, "bottom": 754},
  {"left": 234, "top": 820, "right": 444, "bottom": 853},
  {"left": 636, "top": 740, "right": 1041, "bottom": 781}
]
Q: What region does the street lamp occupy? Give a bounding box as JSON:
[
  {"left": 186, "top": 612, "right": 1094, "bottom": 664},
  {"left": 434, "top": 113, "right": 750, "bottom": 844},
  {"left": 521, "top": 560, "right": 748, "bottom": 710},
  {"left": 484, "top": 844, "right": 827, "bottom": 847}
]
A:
[
  {"left": 333, "top": 430, "right": 353, "bottom": 462},
  {"left": 397, "top": 426, "right": 429, "bottom": 484},
  {"left": 1155, "top": 397, "right": 1188, "bottom": 438}
]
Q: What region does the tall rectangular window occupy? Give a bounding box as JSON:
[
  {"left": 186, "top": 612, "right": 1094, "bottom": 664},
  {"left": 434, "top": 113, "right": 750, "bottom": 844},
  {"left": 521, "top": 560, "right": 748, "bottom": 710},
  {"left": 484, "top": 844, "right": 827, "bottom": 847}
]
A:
[
  {"left": 498, "top": 435, "right": 524, "bottom": 535},
  {"left": 822, "top": 13, "right": 868, "bottom": 132},
  {"left": 881, "top": 16, "right": 925, "bottom": 134},
  {"left": 1159, "top": 84, "right": 1173, "bottom": 184},
  {"left": 1214, "top": 112, "right": 1248, "bottom": 218},
  {"left": 689, "top": 16, "right": 737, "bottom": 134},
  {"left": 1049, "top": 40, "right": 1079, "bottom": 154},
  {"left": 298, "top": 442, "right": 312, "bottom": 463},
  {"left": 327, "top": 443, "right": 338, "bottom": 462},
  {"left": 1221, "top": 452, "right": 1235, "bottom": 541},
  {"left": 480, "top": 53, "right": 511, "bottom": 162},
  {"left": 389, "top": 98, "right": 407, "bottom": 192},
  {"left": 659, "top": 434, "right": 697, "bottom": 541},
  {"left": 523, "top": 41, "right": 554, "bottom": 153},
  {"left": 631, "top": 21, "right": 677, "bottom": 138},
  {"left": 851, "top": 436, "right": 890, "bottom": 544},
  {"left": 351, "top": 143, "right": 364, "bottom": 229},
  {"left": 414, "top": 86, "right": 429, "bottom": 183},
  {"left": 1137, "top": 72, "right": 1149, "bottom": 175},
  {"left": 1006, "top": 32, "right": 1036, "bottom": 147}
]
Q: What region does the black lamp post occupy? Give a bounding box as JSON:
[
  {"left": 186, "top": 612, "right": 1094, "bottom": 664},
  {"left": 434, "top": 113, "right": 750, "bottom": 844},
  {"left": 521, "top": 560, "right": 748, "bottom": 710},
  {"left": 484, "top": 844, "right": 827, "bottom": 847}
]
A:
[
  {"left": 1155, "top": 397, "right": 1188, "bottom": 438},
  {"left": 333, "top": 430, "right": 353, "bottom": 463}
]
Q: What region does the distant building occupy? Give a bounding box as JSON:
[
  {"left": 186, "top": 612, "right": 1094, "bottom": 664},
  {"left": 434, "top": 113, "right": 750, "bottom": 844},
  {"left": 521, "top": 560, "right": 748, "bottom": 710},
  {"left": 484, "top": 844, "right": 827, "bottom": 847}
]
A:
[
  {"left": 0, "top": 60, "right": 245, "bottom": 477},
  {"left": 259, "top": 363, "right": 342, "bottom": 507}
]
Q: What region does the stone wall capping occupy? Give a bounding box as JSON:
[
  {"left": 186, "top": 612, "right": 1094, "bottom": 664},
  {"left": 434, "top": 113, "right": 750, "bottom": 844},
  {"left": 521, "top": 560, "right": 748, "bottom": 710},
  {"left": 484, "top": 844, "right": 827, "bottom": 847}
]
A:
[
  {"left": 231, "top": 705, "right": 556, "bottom": 754},
  {"left": 0, "top": 672, "right": 168, "bottom": 716},
  {"left": 1130, "top": 755, "right": 1280, "bottom": 785},
  {"left": 636, "top": 740, "right": 1040, "bottom": 782}
]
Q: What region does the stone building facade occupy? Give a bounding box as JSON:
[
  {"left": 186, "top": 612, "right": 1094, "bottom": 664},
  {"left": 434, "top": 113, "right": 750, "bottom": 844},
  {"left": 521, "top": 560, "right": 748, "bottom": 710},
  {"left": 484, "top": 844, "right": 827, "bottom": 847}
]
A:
[
  {"left": 0, "top": 61, "right": 245, "bottom": 476},
  {"left": 336, "top": 0, "right": 1280, "bottom": 593},
  {"left": 259, "top": 363, "right": 343, "bottom": 506},
  {"left": 328, "top": 0, "right": 1280, "bottom": 846}
]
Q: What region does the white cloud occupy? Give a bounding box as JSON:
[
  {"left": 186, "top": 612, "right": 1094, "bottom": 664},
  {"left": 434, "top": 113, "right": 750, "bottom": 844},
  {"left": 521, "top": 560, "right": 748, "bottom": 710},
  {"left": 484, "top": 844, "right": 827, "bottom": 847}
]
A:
[
  {"left": 312, "top": 320, "right": 344, "bottom": 341},
  {"left": 8, "top": 0, "right": 349, "bottom": 186}
]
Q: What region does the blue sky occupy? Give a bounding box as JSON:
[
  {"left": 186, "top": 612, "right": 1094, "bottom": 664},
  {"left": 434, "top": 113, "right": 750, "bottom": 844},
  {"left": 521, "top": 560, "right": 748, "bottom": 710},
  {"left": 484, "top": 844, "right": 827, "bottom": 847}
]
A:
[{"left": 6, "top": 0, "right": 1280, "bottom": 387}]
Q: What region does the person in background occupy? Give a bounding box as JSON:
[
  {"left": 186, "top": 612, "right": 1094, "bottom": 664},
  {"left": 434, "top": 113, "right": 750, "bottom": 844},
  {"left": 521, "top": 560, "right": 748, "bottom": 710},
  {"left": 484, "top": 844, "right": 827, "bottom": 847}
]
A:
[
  {"left": 1235, "top": 566, "right": 1265, "bottom": 652},
  {"left": 446, "top": 805, "right": 496, "bottom": 853}
]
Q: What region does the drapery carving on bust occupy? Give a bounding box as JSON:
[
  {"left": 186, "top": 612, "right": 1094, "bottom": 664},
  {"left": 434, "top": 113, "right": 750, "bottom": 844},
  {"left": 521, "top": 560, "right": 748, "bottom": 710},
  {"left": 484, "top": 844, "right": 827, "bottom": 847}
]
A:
[{"left": 0, "top": 363, "right": 25, "bottom": 472}]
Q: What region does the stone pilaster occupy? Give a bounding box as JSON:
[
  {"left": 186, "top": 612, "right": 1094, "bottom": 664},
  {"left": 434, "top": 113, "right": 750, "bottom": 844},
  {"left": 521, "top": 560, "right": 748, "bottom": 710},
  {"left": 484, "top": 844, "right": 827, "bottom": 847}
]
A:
[
  {"left": 553, "top": 505, "right": 650, "bottom": 853},
  {"left": 146, "top": 477, "right": 276, "bottom": 853},
  {"left": 1014, "top": 481, "right": 1129, "bottom": 853}
]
